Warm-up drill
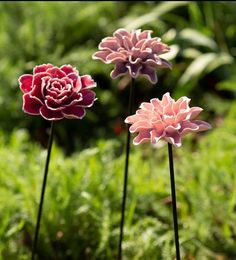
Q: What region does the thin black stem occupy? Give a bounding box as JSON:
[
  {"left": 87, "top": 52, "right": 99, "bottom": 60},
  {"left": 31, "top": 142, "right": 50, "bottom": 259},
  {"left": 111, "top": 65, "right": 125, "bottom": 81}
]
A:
[
  {"left": 167, "top": 143, "right": 181, "bottom": 260},
  {"left": 118, "top": 78, "right": 135, "bottom": 260},
  {"left": 31, "top": 121, "right": 54, "bottom": 260}
]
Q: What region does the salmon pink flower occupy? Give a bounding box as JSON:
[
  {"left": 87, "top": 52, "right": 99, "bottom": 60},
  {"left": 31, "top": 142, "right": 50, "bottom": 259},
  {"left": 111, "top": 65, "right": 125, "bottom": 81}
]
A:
[
  {"left": 125, "top": 93, "right": 211, "bottom": 147},
  {"left": 92, "top": 28, "right": 171, "bottom": 84},
  {"left": 18, "top": 64, "right": 97, "bottom": 120}
]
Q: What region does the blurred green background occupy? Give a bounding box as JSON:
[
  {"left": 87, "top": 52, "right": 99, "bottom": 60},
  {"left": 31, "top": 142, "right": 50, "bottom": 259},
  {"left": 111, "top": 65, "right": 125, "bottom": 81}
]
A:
[{"left": 0, "top": 1, "right": 236, "bottom": 259}]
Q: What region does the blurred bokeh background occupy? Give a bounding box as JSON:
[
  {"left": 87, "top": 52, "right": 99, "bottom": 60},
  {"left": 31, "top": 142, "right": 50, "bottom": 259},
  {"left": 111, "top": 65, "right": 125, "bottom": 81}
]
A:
[{"left": 0, "top": 1, "right": 236, "bottom": 259}]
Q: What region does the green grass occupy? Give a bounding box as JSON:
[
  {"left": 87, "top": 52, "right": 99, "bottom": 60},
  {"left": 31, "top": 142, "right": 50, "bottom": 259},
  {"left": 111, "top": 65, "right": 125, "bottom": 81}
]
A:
[{"left": 1, "top": 103, "right": 236, "bottom": 259}]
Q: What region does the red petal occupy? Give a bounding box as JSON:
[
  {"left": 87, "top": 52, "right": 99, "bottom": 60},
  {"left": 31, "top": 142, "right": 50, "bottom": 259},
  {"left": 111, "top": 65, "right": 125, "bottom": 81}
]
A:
[
  {"left": 33, "top": 64, "right": 54, "bottom": 74},
  {"left": 80, "top": 75, "right": 96, "bottom": 89},
  {"left": 19, "top": 74, "right": 33, "bottom": 93},
  {"left": 60, "top": 65, "right": 76, "bottom": 75},
  {"left": 39, "top": 106, "right": 64, "bottom": 121},
  {"left": 31, "top": 73, "right": 50, "bottom": 100},
  {"left": 78, "top": 90, "right": 96, "bottom": 107},
  {"left": 62, "top": 106, "right": 86, "bottom": 119},
  {"left": 47, "top": 67, "right": 66, "bottom": 79},
  {"left": 23, "top": 93, "right": 43, "bottom": 115}
]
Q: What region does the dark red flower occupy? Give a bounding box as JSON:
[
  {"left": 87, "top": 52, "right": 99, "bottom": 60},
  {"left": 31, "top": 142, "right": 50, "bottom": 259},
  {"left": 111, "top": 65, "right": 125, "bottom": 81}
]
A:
[{"left": 18, "top": 64, "right": 97, "bottom": 120}]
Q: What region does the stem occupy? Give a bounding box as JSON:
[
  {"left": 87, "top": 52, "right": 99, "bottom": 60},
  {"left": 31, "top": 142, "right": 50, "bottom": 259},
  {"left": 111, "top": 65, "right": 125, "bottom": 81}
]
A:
[
  {"left": 167, "top": 143, "right": 181, "bottom": 260},
  {"left": 31, "top": 121, "right": 54, "bottom": 260},
  {"left": 118, "top": 78, "right": 135, "bottom": 260}
]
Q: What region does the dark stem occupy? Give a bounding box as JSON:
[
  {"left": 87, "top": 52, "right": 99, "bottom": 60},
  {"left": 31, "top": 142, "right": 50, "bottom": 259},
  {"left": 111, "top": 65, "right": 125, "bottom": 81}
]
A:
[
  {"left": 31, "top": 121, "right": 54, "bottom": 260},
  {"left": 167, "top": 143, "right": 181, "bottom": 260},
  {"left": 118, "top": 78, "right": 135, "bottom": 260}
]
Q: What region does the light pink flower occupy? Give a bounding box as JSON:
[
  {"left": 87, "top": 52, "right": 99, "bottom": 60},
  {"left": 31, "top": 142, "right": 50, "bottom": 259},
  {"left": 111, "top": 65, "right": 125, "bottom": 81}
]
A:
[
  {"left": 18, "top": 64, "right": 97, "bottom": 121},
  {"left": 125, "top": 93, "right": 211, "bottom": 147},
  {"left": 92, "top": 28, "right": 171, "bottom": 84}
]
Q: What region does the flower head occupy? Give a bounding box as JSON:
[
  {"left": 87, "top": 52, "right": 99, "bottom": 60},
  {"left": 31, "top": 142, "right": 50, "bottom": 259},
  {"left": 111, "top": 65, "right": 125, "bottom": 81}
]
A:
[
  {"left": 18, "top": 64, "right": 97, "bottom": 120},
  {"left": 125, "top": 93, "right": 211, "bottom": 147},
  {"left": 92, "top": 28, "right": 171, "bottom": 84}
]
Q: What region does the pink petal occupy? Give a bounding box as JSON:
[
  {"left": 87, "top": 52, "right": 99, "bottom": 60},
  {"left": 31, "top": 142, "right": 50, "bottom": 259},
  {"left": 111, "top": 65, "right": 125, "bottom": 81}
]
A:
[
  {"left": 23, "top": 93, "right": 43, "bottom": 115},
  {"left": 187, "top": 107, "right": 203, "bottom": 120},
  {"left": 60, "top": 65, "right": 76, "bottom": 75},
  {"left": 150, "top": 129, "right": 164, "bottom": 144},
  {"left": 80, "top": 75, "right": 96, "bottom": 89},
  {"left": 192, "top": 120, "right": 212, "bottom": 131},
  {"left": 106, "top": 52, "right": 127, "bottom": 63},
  {"left": 161, "top": 92, "right": 172, "bottom": 107},
  {"left": 40, "top": 106, "right": 64, "bottom": 121},
  {"left": 133, "top": 130, "right": 151, "bottom": 145},
  {"left": 129, "top": 120, "right": 152, "bottom": 133},
  {"left": 62, "top": 106, "right": 86, "bottom": 119},
  {"left": 138, "top": 30, "right": 152, "bottom": 41},
  {"left": 47, "top": 67, "right": 66, "bottom": 79},
  {"left": 33, "top": 64, "right": 54, "bottom": 74},
  {"left": 99, "top": 40, "right": 119, "bottom": 51},
  {"left": 123, "top": 36, "right": 133, "bottom": 50},
  {"left": 165, "top": 134, "right": 182, "bottom": 148},
  {"left": 92, "top": 50, "right": 111, "bottom": 63},
  {"left": 19, "top": 74, "right": 33, "bottom": 93},
  {"left": 140, "top": 65, "right": 157, "bottom": 84}
]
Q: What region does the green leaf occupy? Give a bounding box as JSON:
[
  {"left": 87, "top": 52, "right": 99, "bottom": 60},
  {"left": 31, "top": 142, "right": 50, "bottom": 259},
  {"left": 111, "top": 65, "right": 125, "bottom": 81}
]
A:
[
  {"left": 120, "top": 1, "right": 190, "bottom": 30},
  {"left": 178, "top": 28, "right": 217, "bottom": 50},
  {"left": 178, "top": 52, "right": 233, "bottom": 86}
]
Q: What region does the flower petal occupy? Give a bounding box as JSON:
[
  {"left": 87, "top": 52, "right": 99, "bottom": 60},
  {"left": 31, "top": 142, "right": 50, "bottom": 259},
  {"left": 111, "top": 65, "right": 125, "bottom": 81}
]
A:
[
  {"left": 40, "top": 106, "right": 64, "bottom": 121},
  {"left": 140, "top": 66, "right": 157, "bottom": 84},
  {"left": 62, "top": 106, "right": 86, "bottom": 119},
  {"left": 111, "top": 63, "right": 128, "bottom": 78},
  {"left": 81, "top": 75, "right": 97, "bottom": 89},
  {"left": 23, "top": 93, "right": 43, "bottom": 115},
  {"left": 19, "top": 74, "right": 33, "bottom": 93},
  {"left": 133, "top": 130, "right": 151, "bottom": 145},
  {"left": 33, "top": 64, "right": 54, "bottom": 74}
]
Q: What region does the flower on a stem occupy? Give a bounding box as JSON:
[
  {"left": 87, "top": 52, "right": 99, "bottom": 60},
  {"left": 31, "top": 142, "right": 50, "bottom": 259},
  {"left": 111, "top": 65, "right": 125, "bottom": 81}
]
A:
[
  {"left": 92, "top": 28, "right": 171, "bottom": 83},
  {"left": 125, "top": 92, "right": 211, "bottom": 147},
  {"left": 18, "top": 64, "right": 97, "bottom": 120}
]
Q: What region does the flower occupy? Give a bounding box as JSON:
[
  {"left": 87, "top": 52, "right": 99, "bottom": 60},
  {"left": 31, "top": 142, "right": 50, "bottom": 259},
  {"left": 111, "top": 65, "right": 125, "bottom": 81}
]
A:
[
  {"left": 92, "top": 28, "right": 171, "bottom": 84},
  {"left": 125, "top": 92, "right": 211, "bottom": 147},
  {"left": 18, "top": 64, "right": 97, "bottom": 120}
]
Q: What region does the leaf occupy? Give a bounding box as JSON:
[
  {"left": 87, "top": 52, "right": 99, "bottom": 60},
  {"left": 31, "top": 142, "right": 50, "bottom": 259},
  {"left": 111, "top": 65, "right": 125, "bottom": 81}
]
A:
[
  {"left": 120, "top": 1, "right": 190, "bottom": 30},
  {"left": 178, "top": 52, "right": 233, "bottom": 86},
  {"left": 216, "top": 76, "right": 236, "bottom": 92},
  {"left": 178, "top": 28, "right": 217, "bottom": 50}
]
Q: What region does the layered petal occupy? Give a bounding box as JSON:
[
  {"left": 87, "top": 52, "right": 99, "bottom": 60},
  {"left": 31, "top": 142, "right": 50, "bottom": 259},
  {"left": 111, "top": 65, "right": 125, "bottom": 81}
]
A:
[
  {"left": 92, "top": 28, "right": 171, "bottom": 83},
  {"left": 125, "top": 92, "right": 211, "bottom": 147},
  {"left": 18, "top": 64, "right": 96, "bottom": 121}
]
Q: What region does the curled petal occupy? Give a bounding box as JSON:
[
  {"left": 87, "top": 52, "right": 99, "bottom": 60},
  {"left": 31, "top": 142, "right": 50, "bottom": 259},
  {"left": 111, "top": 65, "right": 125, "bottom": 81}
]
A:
[
  {"left": 40, "top": 106, "right": 64, "bottom": 120},
  {"left": 140, "top": 66, "right": 157, "bottom": 84},
  {"left": 133, "top": 130, "right": 151, "bottom": 145},
  {"left": 33, "top": 64, "right": 54, "bottom": 74},
  {"left": 23, "top": 93, "right": 43, "bottom": 115},
  {"left": 111, "top": 63, "right": 128, "bottom": 78},
  {"left": 81, "top": 75, "right": 97, "bottom": 89},
  {"left": 78, "top": 90, "right": 97, "bottom": 107},
  {"left": 60, "top": 65, "right": 76, "bottom": 75},
  {"left": 125, "top": 92, "right": 211, "bottom": 147},
  {"left": 92, "top": 50, "right": 112, "bottom": 63},
  {"left": 165, "top": 134, "right": 182, "bottom": 147},
  {"left": 19, "top": 74, "right": 33, "bottom": 93},
  {"left": 62, "top": 106, "right": 86, "bottom": 119},
  {"left": 47, "top": 67, "right": 66, "bottom": 79}
]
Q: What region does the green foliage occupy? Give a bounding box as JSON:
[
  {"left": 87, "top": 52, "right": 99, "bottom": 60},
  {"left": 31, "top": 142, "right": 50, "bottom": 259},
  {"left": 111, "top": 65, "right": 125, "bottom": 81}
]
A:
[
  {"left": 1, "top": 103, "right": 236, "bottom": 259},
  {"left": 0, "top": 2, "right": 235, "bottom": 152}
]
